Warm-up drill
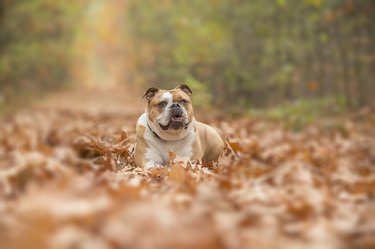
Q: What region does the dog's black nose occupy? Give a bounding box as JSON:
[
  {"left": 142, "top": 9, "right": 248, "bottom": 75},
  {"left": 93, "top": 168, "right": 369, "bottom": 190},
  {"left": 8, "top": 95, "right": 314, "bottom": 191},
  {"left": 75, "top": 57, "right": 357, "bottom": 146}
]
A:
[
  {"left": 170, "top": 103, "right": 180, "bottom": 109},
  {"left": 170, "top": 107, "right": 183, "bottom": 118}
]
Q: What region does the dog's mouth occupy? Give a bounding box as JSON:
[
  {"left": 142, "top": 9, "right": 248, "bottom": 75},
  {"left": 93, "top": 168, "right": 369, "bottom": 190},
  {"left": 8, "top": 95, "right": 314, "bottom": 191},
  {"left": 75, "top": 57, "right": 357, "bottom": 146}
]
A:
[{"left": 160, "top": 113, "right": 186, "bottom": 130}]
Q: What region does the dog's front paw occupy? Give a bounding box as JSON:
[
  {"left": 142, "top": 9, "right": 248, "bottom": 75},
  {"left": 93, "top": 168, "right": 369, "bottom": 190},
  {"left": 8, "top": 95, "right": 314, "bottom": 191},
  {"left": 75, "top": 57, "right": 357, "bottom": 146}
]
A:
[{"left": 145, "top": 161, "right": 163, "bottom": 170}]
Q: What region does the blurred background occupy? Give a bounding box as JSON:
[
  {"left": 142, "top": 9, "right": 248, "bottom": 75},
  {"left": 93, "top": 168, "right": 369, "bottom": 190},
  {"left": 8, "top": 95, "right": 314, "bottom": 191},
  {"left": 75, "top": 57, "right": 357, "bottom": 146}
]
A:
[{"left": 0, "top": 0, "right": 374, "bottom": 115}]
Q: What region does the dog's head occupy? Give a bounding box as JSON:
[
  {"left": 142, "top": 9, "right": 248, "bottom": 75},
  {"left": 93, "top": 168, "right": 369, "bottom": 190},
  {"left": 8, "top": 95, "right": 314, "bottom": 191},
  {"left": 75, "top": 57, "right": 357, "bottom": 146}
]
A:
[{"left": 143, "top": 85, "right": 194, "bottom": 140}]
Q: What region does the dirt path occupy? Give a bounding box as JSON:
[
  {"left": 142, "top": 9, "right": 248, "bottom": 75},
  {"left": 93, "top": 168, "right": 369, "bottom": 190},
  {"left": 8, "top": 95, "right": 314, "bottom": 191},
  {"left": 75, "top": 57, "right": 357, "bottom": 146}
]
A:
[{"left": 0, "top": 86, "right": 375, "bottom": 249}]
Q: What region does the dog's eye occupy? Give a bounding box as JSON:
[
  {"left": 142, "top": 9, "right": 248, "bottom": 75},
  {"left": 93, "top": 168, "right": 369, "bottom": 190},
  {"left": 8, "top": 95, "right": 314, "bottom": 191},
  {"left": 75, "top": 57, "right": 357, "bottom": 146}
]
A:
[
  {"left": 158, "top": 102, "right": 167, "bottom": 108},
  {"left": 180, "top": 99, "right": 188, "bottom": 105}
]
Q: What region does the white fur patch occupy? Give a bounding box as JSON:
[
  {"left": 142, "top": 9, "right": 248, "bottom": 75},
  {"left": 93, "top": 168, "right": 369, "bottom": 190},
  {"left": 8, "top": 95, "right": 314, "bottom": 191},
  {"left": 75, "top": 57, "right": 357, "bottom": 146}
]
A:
[
  {"left": 161, "top": 92, "right": 173, "bottom": 104},
  {"left": 137, "top": 112, "right": 148, "bottom": 126},
  {"left": 157, "top": 92, "right": 173, "bottom": 126}
]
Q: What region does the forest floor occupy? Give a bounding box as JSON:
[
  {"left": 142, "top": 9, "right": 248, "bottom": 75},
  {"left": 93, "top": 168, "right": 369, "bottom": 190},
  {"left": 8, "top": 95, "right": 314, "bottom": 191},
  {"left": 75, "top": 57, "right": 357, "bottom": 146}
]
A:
[{"left": 0, "top": 85, "right": 375, "bottom": 249}]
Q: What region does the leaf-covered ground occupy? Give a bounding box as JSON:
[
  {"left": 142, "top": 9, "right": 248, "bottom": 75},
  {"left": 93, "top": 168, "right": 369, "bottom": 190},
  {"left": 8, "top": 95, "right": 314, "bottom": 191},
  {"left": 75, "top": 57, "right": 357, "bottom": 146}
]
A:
[{"left": 0, "top": 87, "right": 374, "bottom": 249}]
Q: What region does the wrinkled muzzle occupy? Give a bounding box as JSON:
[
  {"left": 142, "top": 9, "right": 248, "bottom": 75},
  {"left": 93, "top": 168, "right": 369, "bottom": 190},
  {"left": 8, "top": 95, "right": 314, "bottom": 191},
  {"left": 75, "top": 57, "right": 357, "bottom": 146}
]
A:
[{"left": 159, "top": 104, "right": 186, "bottom": 130}]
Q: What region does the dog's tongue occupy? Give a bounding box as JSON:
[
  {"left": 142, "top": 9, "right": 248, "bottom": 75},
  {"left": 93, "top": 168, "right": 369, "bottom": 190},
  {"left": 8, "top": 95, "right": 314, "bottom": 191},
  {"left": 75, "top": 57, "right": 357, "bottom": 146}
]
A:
[{"left": 171, "top": 117, "right": 183, "bottom": 122}]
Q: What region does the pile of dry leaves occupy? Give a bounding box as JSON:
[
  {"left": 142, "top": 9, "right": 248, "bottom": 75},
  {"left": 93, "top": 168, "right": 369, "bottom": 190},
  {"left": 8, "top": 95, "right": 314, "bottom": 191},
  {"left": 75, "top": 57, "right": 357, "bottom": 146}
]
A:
[{"left": 0, "top": 88, "right": 374, "bottom": 249}]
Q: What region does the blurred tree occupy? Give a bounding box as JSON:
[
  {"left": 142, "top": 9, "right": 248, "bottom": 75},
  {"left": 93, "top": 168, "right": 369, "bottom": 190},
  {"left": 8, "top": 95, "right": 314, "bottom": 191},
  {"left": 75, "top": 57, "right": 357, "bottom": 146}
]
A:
[
  {"left": 0, "top": 0, "right": 86, "bottom": 111},
  {"left": 125, "top": 0, "right": 375, "bottom": 110}
]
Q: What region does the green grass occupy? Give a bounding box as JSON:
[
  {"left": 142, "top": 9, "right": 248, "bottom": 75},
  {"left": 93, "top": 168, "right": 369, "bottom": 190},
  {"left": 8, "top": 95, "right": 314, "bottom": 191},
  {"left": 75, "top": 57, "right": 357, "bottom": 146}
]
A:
[{"left": 247, "top": 97, "right": 347, "bottom": 131}]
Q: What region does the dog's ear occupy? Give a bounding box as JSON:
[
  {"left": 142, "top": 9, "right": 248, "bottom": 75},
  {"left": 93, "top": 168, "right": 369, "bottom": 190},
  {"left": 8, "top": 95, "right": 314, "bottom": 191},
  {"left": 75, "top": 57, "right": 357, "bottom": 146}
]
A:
[
  {"left": 143, "top": 87, "right": 159, "bottom": 102},
  {"left": 177, "top": 84, "right": 192, "bottom": 96}
]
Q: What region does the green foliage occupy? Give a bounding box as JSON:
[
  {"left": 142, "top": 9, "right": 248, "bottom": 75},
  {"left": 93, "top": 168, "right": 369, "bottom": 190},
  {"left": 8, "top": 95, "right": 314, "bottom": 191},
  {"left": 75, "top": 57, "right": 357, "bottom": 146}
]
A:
[
  {"left": 1, "top": 0, "right": 373, "bottom": 115},
  {"left": 126, "top": 0, "right": 375, "bottom": 110},
  {"left": 0, "top": 0, "right": 85, "bottom": 112},
  {"left": 249, "top": 97, "right": 346, "bottom": 131},
  {"left": 184, "top": 75, "right": 212, "bottom": 109}
]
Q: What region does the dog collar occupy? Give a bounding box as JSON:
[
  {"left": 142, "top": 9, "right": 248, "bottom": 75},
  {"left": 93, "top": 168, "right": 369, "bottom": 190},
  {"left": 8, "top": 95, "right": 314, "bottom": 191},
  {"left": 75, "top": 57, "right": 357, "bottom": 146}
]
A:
[{"left": 147, "top": 122, "right": 164, "bottom": 141}]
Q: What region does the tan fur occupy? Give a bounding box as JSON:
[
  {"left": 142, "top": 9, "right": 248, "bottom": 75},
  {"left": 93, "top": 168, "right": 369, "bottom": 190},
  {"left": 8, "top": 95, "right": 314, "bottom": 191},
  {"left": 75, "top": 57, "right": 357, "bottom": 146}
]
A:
[
  {"left": 135, "top": 124, "right": 147, "bottom": 167},
  {"left": 194, "top": 121, "right": 224, "bottom": 162},
  {"left": 190, "top": 126, "right": 203, "bottom": 161},
  {"left": 147, "top": 90, "right": 167, "bottom": 122}
]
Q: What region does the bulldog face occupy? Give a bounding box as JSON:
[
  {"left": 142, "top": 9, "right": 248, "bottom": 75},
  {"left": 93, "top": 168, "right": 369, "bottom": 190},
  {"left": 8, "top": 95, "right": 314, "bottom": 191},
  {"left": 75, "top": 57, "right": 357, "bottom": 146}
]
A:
[{"left": 143, "top": 85, "right": 194, "bottom": 140}]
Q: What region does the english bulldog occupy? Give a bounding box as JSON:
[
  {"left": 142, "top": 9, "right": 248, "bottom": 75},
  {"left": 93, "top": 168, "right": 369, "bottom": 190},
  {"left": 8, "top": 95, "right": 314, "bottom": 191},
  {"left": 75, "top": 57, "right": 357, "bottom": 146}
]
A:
[{"left": 135, "top": 84, "right": 224, "bottom": 169}]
